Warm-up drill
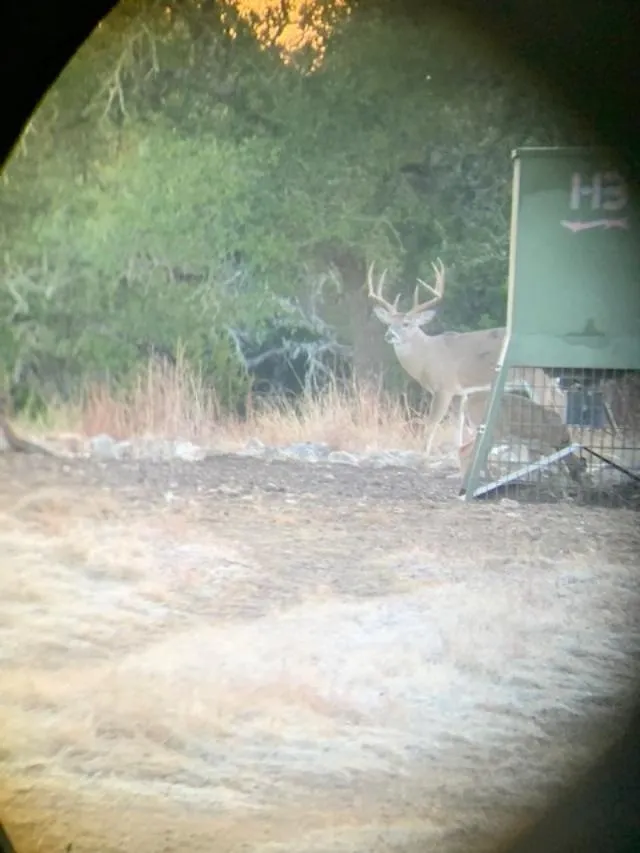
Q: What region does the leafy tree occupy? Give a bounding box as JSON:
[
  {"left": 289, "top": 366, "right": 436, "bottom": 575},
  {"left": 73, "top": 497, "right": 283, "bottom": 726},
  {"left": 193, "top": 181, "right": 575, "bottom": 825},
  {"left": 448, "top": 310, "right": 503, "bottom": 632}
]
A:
[{"left": 0, "top": 0, "right": 589, "bottom": 409}]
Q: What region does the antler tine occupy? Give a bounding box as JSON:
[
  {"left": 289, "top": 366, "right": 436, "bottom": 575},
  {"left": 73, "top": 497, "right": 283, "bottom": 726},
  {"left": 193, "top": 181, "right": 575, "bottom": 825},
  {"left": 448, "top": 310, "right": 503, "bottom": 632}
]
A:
[
  {"left": 366, "top": 261, "right": 400, "bottom": 312},
  {"left": 409, "top": 257, "right": 446, "bottom": 314}
]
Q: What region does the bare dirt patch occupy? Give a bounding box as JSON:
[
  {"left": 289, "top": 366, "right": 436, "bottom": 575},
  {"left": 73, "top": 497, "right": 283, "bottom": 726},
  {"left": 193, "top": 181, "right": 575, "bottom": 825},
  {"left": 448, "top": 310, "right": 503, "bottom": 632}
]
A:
[{"left": 1, "top": 451, "right": 639, "bottom": 853}]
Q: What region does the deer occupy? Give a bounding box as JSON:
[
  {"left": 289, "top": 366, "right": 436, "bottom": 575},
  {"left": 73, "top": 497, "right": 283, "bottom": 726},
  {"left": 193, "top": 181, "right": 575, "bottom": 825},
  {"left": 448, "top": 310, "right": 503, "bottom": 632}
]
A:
[
  {"left": 460, "top": 389, "right": 585, "bottom": 483},
  {"left": 367, "top": 258, "right": 566, "bottom": 457}
]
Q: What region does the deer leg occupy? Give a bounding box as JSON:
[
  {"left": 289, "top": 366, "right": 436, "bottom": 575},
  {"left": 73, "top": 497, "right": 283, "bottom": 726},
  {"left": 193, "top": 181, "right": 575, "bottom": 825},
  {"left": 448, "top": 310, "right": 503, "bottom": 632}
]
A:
[
  {"left": 424, "top": 390, "right": 454, "bottom": 457},
  {"left": 458, "top": 395, "right": 468, "bottom": 447}
]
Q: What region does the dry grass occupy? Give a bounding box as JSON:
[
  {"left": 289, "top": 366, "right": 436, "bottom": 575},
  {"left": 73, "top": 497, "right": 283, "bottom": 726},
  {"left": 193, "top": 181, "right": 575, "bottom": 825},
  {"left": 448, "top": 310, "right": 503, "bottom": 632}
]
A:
[
  {"left": 15, "top": 354, "right": 459, "bottom": 454},
  {"left": 2, "top": 357, "right": 639, "bottom": 852},
  {"left": 0, "top": 455, "right": 638, "bottom": 853}
]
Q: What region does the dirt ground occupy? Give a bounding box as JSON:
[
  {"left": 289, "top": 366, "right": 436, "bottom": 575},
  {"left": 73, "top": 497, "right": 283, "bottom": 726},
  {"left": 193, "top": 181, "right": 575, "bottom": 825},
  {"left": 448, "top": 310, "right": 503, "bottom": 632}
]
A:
[{"left": 1, "top": 451, "right": 639, "bottom": 853}]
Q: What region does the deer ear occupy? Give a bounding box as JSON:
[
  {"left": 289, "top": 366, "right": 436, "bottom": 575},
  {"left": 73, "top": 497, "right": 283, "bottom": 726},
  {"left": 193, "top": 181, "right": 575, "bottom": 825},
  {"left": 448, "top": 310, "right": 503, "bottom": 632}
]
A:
[
  {"left": 373, "top": 306, "right": 393, "bottom": 324},
  {"left": 411, "top": 308, "right": 437, "bottom": 327}
]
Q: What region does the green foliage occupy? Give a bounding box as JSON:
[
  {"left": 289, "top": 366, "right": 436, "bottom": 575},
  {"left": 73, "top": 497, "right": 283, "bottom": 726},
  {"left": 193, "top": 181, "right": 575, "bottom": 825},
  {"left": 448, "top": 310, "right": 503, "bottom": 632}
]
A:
[{"left": 0, "top": 0, "right": 589, "bottom": 411}]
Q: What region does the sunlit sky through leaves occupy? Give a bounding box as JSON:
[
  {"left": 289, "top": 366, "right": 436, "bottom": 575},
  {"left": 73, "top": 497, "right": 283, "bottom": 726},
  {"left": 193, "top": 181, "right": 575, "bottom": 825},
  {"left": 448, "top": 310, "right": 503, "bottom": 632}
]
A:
[{"left": 235, "top": 0, "right": 349, "bottom": 64}]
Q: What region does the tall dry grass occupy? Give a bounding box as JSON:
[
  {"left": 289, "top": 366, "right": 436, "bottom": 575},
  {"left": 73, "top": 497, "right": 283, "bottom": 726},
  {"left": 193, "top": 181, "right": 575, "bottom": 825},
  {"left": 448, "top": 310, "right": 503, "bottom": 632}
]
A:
[{"left": 21, "top": 354, "right": 459, "bottom": 453}]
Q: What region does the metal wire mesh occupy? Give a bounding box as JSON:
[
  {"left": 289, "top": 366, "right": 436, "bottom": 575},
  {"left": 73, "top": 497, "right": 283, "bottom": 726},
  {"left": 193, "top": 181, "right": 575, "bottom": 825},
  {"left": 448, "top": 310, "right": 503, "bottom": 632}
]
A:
[{"left": 460, "top": 366, "right": 640, "bottom": 507}]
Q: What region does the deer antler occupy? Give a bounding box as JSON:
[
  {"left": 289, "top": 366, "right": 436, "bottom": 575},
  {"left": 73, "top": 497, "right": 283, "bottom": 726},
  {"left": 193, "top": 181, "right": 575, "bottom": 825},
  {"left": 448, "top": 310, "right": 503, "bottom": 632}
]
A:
[
  {"left": 368, "top": 259, "right": 445, "bottom": 317},
  {"left": 366, "top": 261, "right": 401, "bottom": 313},
  {"left": 408, "top": 258, "right": 446, "bottom": 317}
]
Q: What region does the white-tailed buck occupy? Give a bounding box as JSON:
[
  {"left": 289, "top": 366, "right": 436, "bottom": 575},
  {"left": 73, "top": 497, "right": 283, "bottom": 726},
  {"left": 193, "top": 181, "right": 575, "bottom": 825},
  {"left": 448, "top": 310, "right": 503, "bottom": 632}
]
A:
[{"left": 367, "top": 259, "right": 566, "bottom": 456}]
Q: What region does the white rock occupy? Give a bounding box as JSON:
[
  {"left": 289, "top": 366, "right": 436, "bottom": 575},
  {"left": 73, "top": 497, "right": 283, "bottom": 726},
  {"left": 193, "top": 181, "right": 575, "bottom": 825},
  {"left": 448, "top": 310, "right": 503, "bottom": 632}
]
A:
[
  {"left": 114, "top": 440, "right": 133, "bottom": 459},
  {"left": 327, "top": 450, "right": 361, "bottom": 466},
  {"left": 135, "top": 438, "right": 176, "bottom": 460},
  {"left": 89, "top": 433, "right": 121, "bottom": 460},
  {"left": 174, "top": 441, "right": 206, "bottom": 462},
  {"left": 368, "top": 450, "right": 424, "bottom": 469},
  {"left": 238, "top": 437, "right": 267, "bottom": 457},
  {"left": 277, "top": 442, "right": 331, "bottom": 463}
]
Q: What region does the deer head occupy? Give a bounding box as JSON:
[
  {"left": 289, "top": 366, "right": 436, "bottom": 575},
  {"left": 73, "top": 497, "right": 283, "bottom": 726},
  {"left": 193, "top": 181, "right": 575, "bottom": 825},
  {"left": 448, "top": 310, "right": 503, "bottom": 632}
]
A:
[{"left": 366, "top": 259, "right": 446, "bottom": 350}]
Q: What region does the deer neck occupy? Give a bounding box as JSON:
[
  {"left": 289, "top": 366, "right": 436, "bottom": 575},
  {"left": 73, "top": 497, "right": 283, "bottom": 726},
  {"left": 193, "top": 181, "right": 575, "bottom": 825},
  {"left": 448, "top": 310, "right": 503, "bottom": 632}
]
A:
[{"left": 392, "top": 330, "right": 434, "bottom": 387}]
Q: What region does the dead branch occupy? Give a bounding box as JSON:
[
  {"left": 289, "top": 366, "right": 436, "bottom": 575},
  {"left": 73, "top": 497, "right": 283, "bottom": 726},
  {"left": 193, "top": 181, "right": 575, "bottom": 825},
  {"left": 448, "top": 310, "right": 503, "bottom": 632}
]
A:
[{"left": 0, "top": 393, "right": 58, "bottom": 457}]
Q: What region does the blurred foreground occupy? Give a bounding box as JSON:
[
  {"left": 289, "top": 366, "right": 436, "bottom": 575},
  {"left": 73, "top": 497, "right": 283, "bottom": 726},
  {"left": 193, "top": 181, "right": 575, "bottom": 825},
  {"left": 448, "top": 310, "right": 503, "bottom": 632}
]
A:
[{"left": 0, "top": 445, "right": 638, "bottom": 852}]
